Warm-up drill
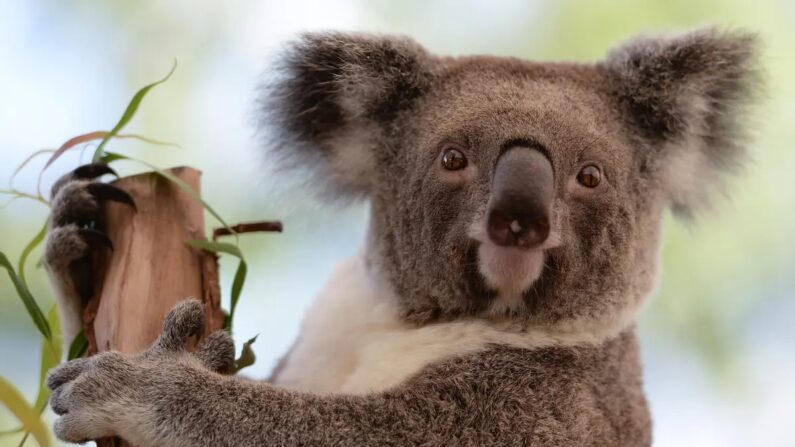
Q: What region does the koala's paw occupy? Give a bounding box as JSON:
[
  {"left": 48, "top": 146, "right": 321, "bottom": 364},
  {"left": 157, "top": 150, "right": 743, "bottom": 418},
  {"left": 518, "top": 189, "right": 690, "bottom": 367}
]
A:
[
  {"left": 150, "top": 299, "right": 237, "bottom": 374},
  {"left": 47, "top": 299, "right": 233, "bottom": 443},
  {"left": 47, "top": 352, "right": 135, "bottom": 443},
  {"left": 44, "top": 164, "right": 135, "bottom": 312}
]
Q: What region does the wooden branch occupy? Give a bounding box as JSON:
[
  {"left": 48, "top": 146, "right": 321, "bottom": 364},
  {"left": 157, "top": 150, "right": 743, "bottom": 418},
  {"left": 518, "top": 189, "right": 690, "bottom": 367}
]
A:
[
  {"left": 82, "top": 167, "right": 223, "bottom": 447},
  {"left": 213, "top": 220, "right": 283, "bottom": 240}
]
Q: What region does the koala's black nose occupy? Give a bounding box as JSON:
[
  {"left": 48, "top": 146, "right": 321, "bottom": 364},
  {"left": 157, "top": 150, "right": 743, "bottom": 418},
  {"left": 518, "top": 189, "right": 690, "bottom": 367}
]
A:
[{"left": 486, "top": 146, "right": 553, "bottom": 249}]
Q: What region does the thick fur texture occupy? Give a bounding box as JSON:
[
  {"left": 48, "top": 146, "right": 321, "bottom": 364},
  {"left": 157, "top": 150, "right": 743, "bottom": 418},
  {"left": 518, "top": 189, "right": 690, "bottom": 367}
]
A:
[
  {"left": 603, "top": 29, "right": 760, "bottom": 216},
  {"left": 46, "top": 27, "right": 759, "bottom": 446},
  {"left": 272, "top": 253, "right": 637, "bottom": 395},
  {"left": 48, "top": 301, "right": 650, "bottom": 446}
]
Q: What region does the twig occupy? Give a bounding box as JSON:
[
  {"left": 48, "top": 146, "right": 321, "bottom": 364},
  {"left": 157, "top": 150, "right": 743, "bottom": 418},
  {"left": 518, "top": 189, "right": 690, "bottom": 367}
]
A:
[{"left": 213, "top": 221, "right": 283, "bottom": 241}]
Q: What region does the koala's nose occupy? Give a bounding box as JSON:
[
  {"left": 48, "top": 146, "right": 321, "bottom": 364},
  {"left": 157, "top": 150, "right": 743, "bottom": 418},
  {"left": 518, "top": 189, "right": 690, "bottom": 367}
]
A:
[{"left": 486, "top": 146, "right": 553, "bottom": 249}]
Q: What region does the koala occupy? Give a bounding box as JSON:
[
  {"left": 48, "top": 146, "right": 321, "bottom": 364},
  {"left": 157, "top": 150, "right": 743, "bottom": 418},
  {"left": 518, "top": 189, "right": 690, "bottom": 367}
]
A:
[{"left": 44, "top": 28, "right": 758, "bottom": 446}]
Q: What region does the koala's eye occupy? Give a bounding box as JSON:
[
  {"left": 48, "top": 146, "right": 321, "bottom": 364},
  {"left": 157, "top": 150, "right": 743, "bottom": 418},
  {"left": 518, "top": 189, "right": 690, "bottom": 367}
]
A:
[
  {"left": 576, "top": 165, "right": 601, "bottom": 188},
  {"left": 441, "top": 147, "right": 468, "bottom": 171}
]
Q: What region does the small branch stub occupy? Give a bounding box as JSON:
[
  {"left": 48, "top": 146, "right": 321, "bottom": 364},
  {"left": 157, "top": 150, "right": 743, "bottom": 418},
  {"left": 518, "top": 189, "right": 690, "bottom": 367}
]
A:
[{"left": 213, "top": 220, "right": 283, "bottom": 240}]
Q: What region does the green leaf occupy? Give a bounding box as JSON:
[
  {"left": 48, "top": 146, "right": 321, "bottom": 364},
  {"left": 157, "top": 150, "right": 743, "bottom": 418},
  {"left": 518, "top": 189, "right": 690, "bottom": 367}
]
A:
[
  {"left": 33, "top": 306, "right": 62, "bottom": 412},
  {"left": 185, "top": 240, "right": 243, "bottom": 258},
  {"left": 0, "top": 377, "right": 51, "bottom": 447},
  {"left": 222, "top": 309, "right": 231, "bottom": 333},
  {"left": 102, "top": 152, "right": 231, "bottom": 229},
  {"left": 99, "top": 151, "right": 126, "bottom": 164},
  {"left": 0, "top": 251, "right": 51, "bottom": 341},
  {"left": 18, "top": 219, "right": 48, "bottom": 287},
  {"left": 67, "top": 331, "right": 88, "bottom": 361},
  {"left": 229, "top": 261, "right": 247, "bottom": 330},
  {"left": 186, "top": 240, "right": 247, "bottom": 331},
  {"left": 234, "top": 334, "right": 258, "bottom": 373},
  {"left": 92, "top": 60, "right": 177, "bottom": 162}
]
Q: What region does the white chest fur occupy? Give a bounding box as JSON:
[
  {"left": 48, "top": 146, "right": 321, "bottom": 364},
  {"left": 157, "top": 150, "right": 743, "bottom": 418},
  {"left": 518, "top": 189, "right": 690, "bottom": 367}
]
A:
[{"left": 272, "top": 255, "right": 633, "bottom": 395}]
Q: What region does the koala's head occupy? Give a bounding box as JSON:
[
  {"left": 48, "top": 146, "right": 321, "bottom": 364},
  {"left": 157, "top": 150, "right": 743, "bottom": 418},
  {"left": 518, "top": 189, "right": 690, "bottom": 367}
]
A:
[{"left": 261, "top": 29, "right": 759, "bottom": 334}]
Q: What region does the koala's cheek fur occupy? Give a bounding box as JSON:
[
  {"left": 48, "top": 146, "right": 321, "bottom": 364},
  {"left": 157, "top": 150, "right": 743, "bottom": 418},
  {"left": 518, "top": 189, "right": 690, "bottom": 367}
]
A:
[
  {"left": 367, "top": 161, "right": 495, "bottom": 322},
  {"left": 262, "top": 27, "right": 760, "bottom": 336}
]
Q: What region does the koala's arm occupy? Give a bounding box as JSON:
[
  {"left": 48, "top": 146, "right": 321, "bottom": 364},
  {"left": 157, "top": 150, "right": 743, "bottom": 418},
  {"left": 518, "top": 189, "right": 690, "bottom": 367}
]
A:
[
  {"left": 48, "top": 301, "right": 650, "bottom": 446},
  {"left": 137, "top": 369, "right": 469, "bottom": 446}
]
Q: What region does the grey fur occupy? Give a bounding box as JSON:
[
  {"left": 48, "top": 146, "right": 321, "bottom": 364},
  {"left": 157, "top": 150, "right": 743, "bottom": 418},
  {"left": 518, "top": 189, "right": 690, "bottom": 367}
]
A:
[
  {"left": 602, "top": 28, "right": 760, "bottom": 217},
  {"left": 48, "top": 301, "right": 649, "bottom": 446},
  {"left": 46, "top": 28, "right": 760, "bottom": 446},
  {"left": 261, "top": 28, "right": 758, "bottom": 328}
]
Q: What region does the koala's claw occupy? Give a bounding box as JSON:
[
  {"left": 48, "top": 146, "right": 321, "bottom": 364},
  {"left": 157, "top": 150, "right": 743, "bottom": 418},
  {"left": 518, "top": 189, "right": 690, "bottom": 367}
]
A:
[
  {"left": 73, "top": 162, "right": 118, "bottom": 180},
  {"left": 50, "top": 163, "right": 136, "bottom": 227},
  {"left": 85, "top": 182, "right": 136, "bottom": 211}
]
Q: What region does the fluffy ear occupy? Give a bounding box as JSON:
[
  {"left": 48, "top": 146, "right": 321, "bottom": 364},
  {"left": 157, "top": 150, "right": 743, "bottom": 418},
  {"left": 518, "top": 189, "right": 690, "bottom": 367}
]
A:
[
  {"left": 604, "top": 28, "right": 761, "bottom": 217},
  {"left": 260, "top": 32, "right": 433, "bottom": 199}
]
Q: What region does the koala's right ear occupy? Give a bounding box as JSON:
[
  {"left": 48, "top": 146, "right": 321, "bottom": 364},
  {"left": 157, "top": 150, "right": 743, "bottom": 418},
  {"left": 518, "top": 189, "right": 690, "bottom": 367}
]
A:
[
  {"left": 603, "top": 28, "right": 761, "bottom": 218},
  {"left": 260, "top": 32, "right": 433, "bottom": 199}
]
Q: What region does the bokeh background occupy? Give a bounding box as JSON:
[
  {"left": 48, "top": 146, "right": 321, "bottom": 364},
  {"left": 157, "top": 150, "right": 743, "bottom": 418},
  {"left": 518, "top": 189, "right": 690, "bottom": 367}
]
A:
[{"left": 1, "top": 1, "right": 794, "bottom": 446}]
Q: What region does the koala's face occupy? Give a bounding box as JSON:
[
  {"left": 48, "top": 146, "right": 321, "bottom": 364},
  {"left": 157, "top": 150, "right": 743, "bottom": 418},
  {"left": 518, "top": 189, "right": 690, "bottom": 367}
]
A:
[{"left": 264, "top": 29, "right": 758, "bottom": 331}]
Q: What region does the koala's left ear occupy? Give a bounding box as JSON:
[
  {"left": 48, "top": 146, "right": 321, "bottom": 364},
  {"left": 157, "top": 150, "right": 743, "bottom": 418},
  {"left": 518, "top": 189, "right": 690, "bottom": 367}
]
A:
[
  {"left": 604, "top": 28, "right": 761, "bottom": 217},
  {"left": 261, "top": 32, "right": 433, "bottom": 199}
]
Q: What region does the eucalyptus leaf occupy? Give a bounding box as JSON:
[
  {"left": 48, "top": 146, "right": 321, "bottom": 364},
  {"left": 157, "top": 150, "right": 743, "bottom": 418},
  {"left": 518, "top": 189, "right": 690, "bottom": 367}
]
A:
[
  {"left": 100, "top": 151, "right": 128, "bottom": 164},
  {"left": 92, "top": 61, "right": 177, "bottom": 162},
  {"left": 0, "top": 377, "right": 50, "bottom": 447},
  {"left": 0, "top": 251, "right": 51, "bottom": 341},
  {"left": 222, "top": 309, "right": 232, "bottom": 333},
  {"left": 33, "top": 306, "right": 62, "bottom": 412},
  {"left": 67, "top": 331, "right": 88, "bottom": 361},
  {"left": 186, "top": 240, "right": 243, "bottom": 258},
  {"left": 234, "top": 334, "right": 258, "bottom": 373},
  {"left": 229, "top": 261, "right": 247, "bottom": 330},
  {"left": 18, "top": 219, "right": 48, "bottom": 286},
  {"left": 102, "top": 152, "right": 231, "bottom": 229},
  {"left": 186, "top": 240, "right": 248, "bottom": 331}
]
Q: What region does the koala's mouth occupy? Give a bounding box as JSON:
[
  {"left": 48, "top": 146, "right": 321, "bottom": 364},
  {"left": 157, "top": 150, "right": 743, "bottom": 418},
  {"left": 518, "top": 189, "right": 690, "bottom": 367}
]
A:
[
  {"left": 476, "top": 242, "right": 547, "bottom": 298},
  {"left": 468, "top": 221, "right": 560, "bottom": 308}
]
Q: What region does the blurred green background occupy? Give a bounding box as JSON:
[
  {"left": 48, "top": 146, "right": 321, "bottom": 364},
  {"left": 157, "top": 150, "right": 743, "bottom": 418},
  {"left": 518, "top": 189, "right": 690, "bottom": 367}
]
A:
[{"left": 1, "top": 1, "right": 793, "bottom": 446}]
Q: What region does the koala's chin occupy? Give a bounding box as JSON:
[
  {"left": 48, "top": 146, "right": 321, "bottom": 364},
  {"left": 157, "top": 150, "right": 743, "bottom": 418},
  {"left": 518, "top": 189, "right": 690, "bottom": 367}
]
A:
[{"left": 469, "top": 220, "right": 560, "bottom": 311}]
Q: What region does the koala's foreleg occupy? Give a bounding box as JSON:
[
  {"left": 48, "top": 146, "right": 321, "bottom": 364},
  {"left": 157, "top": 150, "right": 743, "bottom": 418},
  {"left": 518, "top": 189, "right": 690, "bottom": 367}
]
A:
[
  {"left": 47, "top": 300, "right": 483, "bottom": 447},
  {"left": 43, "top": 164, "right": 135, "bottom": 349}
]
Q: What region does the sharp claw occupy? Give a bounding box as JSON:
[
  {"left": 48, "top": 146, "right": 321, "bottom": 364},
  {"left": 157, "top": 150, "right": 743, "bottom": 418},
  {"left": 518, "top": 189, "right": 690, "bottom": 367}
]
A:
[
  {"left": 73, "top": 163, "right": 118, "bottom": 180},
  {"left": 78, "top": 228, "right": 114, "bottom": 251},
  {"left": 86, "top": 183, "right": 137, "bottom": 211}
]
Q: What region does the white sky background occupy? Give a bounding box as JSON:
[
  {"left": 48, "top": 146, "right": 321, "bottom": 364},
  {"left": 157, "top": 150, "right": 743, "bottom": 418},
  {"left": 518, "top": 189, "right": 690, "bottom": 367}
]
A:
[{"left": 0, "top": 1, "right": 792, "bottom": 446}]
